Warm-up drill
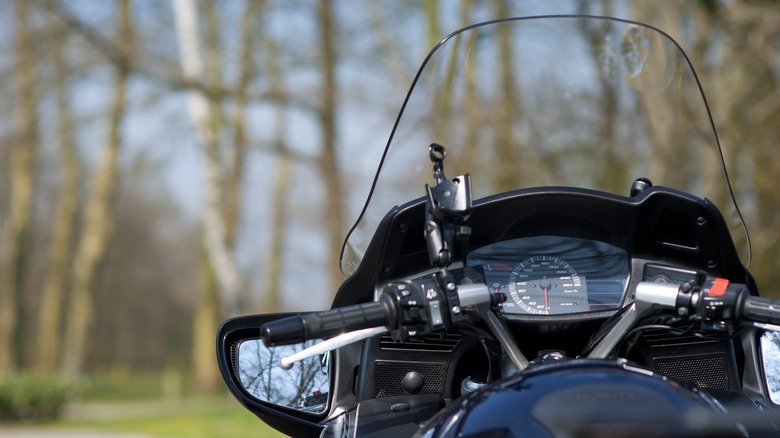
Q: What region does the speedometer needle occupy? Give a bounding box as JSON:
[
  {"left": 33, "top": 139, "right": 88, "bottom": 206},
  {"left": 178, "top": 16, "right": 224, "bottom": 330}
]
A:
[{"left": 544, "top": 287, "right": 549, "bottom": 310}]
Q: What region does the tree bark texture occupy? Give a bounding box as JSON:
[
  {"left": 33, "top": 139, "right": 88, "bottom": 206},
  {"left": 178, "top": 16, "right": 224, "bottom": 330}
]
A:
[
  {"left": 61, "top": 0, "right": 131, "bottom": 376},
  {"left": 36, "top": 12, "right": 81, "bottom": 373},
  {"left": 0, "top": 0, "right": 39, "bottom": 371},
  {"left": 173, "top": 0, "right": 243, "bottom": 309},
  {"left": 318, "top": 0, "right": 345, "bottom": 296}
]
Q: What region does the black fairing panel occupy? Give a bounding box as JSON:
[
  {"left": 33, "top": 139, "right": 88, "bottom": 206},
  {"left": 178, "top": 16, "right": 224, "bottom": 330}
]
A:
[{"left": 333, "top": 185, "right": 755, "bottom": 308}]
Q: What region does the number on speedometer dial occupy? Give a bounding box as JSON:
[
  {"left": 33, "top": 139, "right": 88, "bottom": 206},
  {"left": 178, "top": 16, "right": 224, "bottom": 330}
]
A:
[{"left": 507, "top": 256, "right": 586, "bottom": 315}]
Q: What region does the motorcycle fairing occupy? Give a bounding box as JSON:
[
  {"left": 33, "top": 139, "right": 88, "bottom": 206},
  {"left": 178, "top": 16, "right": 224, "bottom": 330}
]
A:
[
  {"left": 333, "top": 185, "right": 755, "bottom": 312},
  {"left": 416, "top": 359, "right": 743, "bottom": 438}
]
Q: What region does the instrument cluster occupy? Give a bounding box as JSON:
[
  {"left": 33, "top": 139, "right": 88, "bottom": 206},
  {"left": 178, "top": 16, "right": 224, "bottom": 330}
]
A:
[{"left": 466, "top": 236, "right": 629, "bottom": 315}]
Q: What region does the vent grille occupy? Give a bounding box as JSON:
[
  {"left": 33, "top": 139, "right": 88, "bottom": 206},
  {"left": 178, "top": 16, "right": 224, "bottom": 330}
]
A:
[
  {"left": 642, "top": 329, "right": 718, "bottom": 348},
  {"left": 375, "top": 361, "right": 446, "bottom": 397},
  {"left": 656, "top": 356, "right": 728, "bottom": 389},
  {"left": 230, "top": 341, "right": 240, "bottom": 375},
  {"left": 379, "top": 333, "right": 461, "bottom": 353}
]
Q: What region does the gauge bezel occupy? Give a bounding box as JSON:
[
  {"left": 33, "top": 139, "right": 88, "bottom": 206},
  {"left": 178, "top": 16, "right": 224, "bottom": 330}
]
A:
[{"left": 507, "top": 255, "right": 585, "bottom": 315}]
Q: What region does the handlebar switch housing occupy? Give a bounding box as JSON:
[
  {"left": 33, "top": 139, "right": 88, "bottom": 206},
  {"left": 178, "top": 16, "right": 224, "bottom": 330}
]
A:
[
  {"left": 382, "top": 278, "right": 451, "bottom": 342},
  {"left": 696, "top": 279, "right": 743, "bottom": 333}
]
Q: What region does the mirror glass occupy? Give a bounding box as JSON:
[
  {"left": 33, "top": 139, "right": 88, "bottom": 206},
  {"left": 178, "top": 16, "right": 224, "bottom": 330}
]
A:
[
  {"left": 761, "top": 331, "right": 780, "bottom": 404},
  {"left": 237, "top": 338, "right": 329, "bottom": 413}
]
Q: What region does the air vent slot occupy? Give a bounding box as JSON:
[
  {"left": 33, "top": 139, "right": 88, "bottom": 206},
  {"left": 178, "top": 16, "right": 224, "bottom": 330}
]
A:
[
  {"left": 230, "top": 341, "right": 240, "bottom": 375},
  {"left": 642, "top": 329, "right": 718, "bottom": 348},
  {"left": 379, "top": 333, "right": 461, "bottom": 353}
]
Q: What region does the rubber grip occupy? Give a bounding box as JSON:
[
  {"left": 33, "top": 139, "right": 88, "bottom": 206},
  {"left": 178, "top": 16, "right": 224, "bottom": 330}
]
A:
[
  {"left": 300, "top": 299, "right": 393, "bottom": 341},
  {"left": 260, "top": 315, "right": 306, "bottom": 347},
  {"left": 741, "top": 295, "right": 780, "bottom": 325},
  {"left": 261, "top": 296, "right": 395, "bottom": 347}
]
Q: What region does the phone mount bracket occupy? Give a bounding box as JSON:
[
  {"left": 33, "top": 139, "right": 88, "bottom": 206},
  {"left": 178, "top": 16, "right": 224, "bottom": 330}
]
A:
[{"left": 424, "top": 143, "right": 472, "bottom": 267}]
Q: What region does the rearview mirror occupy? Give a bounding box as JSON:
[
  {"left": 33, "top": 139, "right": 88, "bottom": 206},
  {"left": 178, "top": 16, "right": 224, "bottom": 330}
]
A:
[
  {"left": 237, "top": 339, "right": 329, "bottom": 413},
  {"left": 217, "top": 313, "right": 331, "bottom": 437},
  {"left": 761, "top": 331, "right": 780, "bottom": 404}
]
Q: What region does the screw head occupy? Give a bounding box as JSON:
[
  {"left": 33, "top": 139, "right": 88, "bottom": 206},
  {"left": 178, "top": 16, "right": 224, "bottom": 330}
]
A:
[{"left": 451, "top": 306, "right": 461, "bottom": 314}]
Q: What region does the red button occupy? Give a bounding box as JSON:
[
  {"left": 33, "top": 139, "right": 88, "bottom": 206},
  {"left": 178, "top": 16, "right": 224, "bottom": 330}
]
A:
[{"left": 709, "top": 278, "right": 729, "bottom": 296}]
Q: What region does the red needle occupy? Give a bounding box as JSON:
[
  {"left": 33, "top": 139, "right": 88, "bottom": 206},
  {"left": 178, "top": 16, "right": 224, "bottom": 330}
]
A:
[{"left": 544, "top": 287, "right": 549, "bottom": 310}]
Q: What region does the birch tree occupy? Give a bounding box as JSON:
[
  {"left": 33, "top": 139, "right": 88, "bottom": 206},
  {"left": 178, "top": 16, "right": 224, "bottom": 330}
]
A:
[
  {"left": 173, "top": 0, "right": 243, "bottom": 307},
  {"left": 173, "top": 0, "right": 259, "bottom": 390}
]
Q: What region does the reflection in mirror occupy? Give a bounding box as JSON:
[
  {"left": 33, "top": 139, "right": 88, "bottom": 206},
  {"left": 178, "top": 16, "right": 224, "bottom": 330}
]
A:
[
  {"left": 237, "top": 339, "right": 329, "bottom": 413},
  {"left": 761, "top": 331, "right": 780, "bottom": 404}
]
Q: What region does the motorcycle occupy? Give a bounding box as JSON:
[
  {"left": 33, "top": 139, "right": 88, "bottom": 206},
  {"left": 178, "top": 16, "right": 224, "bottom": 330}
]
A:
[{"left": 216, "top": 16, "right": 780, "bottom": 437}]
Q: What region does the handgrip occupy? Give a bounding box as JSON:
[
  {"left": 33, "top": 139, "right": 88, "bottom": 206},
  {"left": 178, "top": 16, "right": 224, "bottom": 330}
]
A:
[
  {"left": 261, "top": 295, "right": 396, "bottom": 347},
  {"left": 741, "top": 295, "right": 780, "bottom": 326}
]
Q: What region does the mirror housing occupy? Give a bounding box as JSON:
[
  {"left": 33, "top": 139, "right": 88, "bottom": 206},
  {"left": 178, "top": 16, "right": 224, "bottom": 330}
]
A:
[{"left": 217, "top": 313, "right": 329, "bottom": 437}]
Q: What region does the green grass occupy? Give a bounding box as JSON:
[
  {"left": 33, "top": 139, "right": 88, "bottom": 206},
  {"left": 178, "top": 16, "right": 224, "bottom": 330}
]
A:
[
  {"left": 1, "top": 371, "right": 287, "bottom": 437},
  {"left": 0, "top": 372, "right": 288, "bottom": 437},
  {"left": 60, "top": 397, "right": 286, "bottom": 437},
  {"left": 76, "top": 370, "right": 198, "bottom": 402}
]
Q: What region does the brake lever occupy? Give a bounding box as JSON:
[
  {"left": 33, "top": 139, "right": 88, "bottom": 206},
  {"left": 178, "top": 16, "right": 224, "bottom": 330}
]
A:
[{"left": 280, "top": 326, "right": 387, "bottom": 370}]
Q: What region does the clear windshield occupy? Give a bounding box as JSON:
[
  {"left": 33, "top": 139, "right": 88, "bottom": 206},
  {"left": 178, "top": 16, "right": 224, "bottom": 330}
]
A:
[{"left": 340, "top": 16, "right": 749, "bottom": 276}]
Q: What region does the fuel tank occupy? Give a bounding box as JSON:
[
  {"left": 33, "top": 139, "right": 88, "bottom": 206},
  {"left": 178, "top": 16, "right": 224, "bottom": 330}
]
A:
[{"left": 416, "top": 359, "right": 744, "bottom": 438}]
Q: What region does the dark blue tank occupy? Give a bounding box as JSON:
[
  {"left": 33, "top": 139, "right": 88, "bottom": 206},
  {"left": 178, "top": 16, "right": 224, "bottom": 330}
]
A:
[{"left": 415, "top": 359, "right": 744, "bottom": 438}]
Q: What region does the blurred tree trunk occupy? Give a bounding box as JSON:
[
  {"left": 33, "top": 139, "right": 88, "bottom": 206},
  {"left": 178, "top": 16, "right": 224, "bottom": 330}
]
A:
[
  {"left": 494, "top": 0, "right": 522, "bottom": 192},
  {"left": 224, "top": 0, "right": 263, "bottom": 309},
  {"left": 318, "top": 0, "right": 344, "bottom": 295},
  {"left": 695, "top": 2, "right": 780, "bottom": 295},
  {"left": 193, "top": 243, "right": 220, "bottom": 390},
  {"left": 174, "top": 0, "right": 222, "bottom": 393},
  {"left": 263, "top": 36, "right": 289, "bottom": 314},
  {"left": 61, "top": 0, "right": 131, "bottom": 376},
  {"left": 226, "top": 1, "right": 262, "bottom": 260},
  {"left": 173, "top": 0, "right": 243, "bottom": 308},
  {"left": 37, "top": 11, "right": 80, "bottom": 373},
  {"left": 174, "top": 0, "right": 257, "bottom": 391},
  {"left": 266, "top": 151, "right": 292, "bottom": 313},
  {"left": 427, "top": 0, "right": 448, "bottom": 144},
  {"left": 425, "top": 0, "right": 440, "bottom": 51},
  {"left": 459, "top": 0, "right": 478, "bottom": 169},
  {"left": 0, "top": 0, "right": 39, "bottom": 372}
]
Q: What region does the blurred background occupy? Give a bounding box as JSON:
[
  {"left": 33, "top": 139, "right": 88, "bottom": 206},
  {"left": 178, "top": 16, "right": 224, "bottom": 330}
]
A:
[{"left": 0, "top": 0, "right": 778, "bottom": 436}]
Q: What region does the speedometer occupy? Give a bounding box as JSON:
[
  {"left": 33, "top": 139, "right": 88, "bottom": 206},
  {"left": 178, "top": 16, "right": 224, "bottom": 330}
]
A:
[{"left": 507, "top": 256, "right": 586, "bottom": 315}]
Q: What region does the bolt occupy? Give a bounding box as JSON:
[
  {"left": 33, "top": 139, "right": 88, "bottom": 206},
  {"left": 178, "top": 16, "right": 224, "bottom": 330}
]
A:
[
  {"left": 452, "top": 306, "right": 461, "bottom": 314},
  {"left": 447, "top": 282, "right": 456, "bottom": 291},
  {"left": 697, "top": 217, "right": 706, "bottom": 225},
  {"left": 678, "top": 307, "right": 689, "bottom": 316}
]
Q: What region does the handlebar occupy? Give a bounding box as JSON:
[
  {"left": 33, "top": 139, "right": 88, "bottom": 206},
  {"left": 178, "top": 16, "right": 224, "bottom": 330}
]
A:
[
  {"left": 260, "top": 276, "right": 504, "bottom": 350},
  {"left": 636, "top": 279, "right": 780, "bottom": 328},
  {"left": 263, "top": 276, "right": 780, "bottom": 362}
]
